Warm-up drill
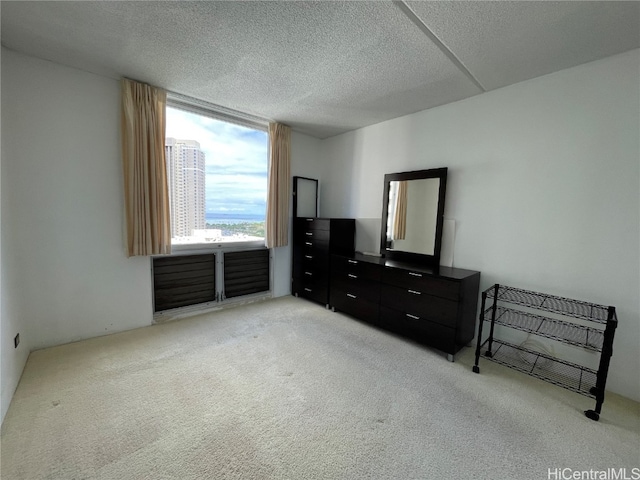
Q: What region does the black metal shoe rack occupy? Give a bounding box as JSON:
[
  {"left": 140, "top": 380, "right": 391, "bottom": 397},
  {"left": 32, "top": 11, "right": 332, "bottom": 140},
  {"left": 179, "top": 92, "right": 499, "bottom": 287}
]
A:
[{"left": 473, "top": 284, "right": 617, "bottom": 421}]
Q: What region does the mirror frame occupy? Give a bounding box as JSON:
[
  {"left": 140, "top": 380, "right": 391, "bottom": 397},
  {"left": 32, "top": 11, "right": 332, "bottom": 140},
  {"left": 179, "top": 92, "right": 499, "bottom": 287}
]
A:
[
  {"left": 292, "top": 176, "right": 319, "bottom": 218},
  {"left": 380, "top": 167, "right": 448, "bottom": 267}
]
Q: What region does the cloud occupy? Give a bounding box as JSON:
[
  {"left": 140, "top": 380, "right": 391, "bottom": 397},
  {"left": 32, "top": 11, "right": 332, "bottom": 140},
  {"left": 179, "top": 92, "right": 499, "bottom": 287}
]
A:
[{"left": 166, "top": 106, "right": 268, "bottom": 216}]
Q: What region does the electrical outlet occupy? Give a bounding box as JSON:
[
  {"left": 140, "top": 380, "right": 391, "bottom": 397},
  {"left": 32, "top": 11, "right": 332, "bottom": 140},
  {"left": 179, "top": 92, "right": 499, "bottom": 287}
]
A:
[{"left": 14, "top": 333, "right": 20, "bottom": 348}]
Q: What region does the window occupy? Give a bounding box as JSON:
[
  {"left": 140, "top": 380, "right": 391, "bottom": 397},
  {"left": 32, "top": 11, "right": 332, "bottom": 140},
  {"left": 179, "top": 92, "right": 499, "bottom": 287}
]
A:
[{"left": 165, "top": 103, "right": 268, "bottom": 247}]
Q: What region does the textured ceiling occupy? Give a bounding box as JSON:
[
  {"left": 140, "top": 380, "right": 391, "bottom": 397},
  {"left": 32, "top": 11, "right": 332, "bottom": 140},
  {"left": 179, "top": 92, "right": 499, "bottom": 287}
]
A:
[{"left": 2, "top": 1, "right": 639, "bottom": 138}]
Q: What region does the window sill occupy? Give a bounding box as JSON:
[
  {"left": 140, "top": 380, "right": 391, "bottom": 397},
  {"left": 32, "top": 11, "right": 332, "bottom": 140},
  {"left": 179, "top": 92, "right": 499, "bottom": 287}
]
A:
[{"left": 166, "top": 239, "right": 267, "bottom": 255}]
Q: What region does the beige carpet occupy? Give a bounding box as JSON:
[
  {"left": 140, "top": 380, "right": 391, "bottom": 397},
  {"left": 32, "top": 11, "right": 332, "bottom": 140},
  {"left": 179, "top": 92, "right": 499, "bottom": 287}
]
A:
[{"left": 1, "top": 296, "right": 639, "bottom": 479}]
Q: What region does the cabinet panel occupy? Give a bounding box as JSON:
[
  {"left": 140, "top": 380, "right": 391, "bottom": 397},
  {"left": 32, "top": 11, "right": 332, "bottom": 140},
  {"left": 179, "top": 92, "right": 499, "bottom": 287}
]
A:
[
  {"left": 293, "top": 267, "right": 327, "bottom": 284},
  {"left": 298, "top": 268, "right": 327, "bottom": 286},
  {"left": 328, "top": 220, "right": 357, "bottom": 255},
  {"left": 153, "top": 254, "right": 216, "bottom": 312},
  {"left": 382, "top": 266, "right": 460, "bottom": 301},
  {"left": 294, "top": 228, "right": 330, "bottom": 245},
  {"left": 224, "top": 249, "right": 270, "bottom": 299},
  {"left": 380, "top": 306, "right": 457, "bottom": 354},
  {"left": 292, "top": 277, "right": 328, "bottom": 305},
  {"left": 331, "top": 255, "right": 381, "bottom": 281},
  {"left": 380, "top": 284, "right": 459, "bottom": 328},
  {"left": 296, "top": 238, "right": 329, "bottom": 251},
  {"left": 295, "top": 243, "right": 329, "bottom": 257},
  {"left": 331, "top": 289, "right": 379, "bottom": 325},
  {"left": 294, "top": 217, "right": 330, "bottom": 231},
  {"left": 331, "top": 274, "right": 380, "bottom": 304},
  {"left": 293, "top": 250, "right": 329, "bottom": 278}
]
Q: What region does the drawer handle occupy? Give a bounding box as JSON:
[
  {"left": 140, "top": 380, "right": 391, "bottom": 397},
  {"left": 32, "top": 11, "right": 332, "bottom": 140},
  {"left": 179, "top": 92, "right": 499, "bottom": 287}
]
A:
[
  {"left": 304, "top": 271, "right": 313, "bottom": 276},
  {"left": 406, "top": 313, "right": 420, "bottom": 320},
  {"left": 408, "top": 289, "right": 422, "bottom": 295},
  {"left": 305, "top": 255, "right": 313, "bottom": 259},
  {"left": 348, "top": 260, "right": 358, "bottom": 264},
  {"left": 306, "top": 219, "right": 313, "bottom": 221},
  {"left": 305, "top": 242, "right": 313, "bottom": 246},
  {"left": 304, "top": 288, "right": 312, "bottom": 292},
  {"left": 348, "top": 274, "right": 358, "bottom": 279},
  {"left": 305, "top": 232, "right": 313, "bottom": 236},
  {"left": 347, "top": 293, "right": 357, "bottom": 299},
  {"left": 409, "top": 272, "right": 422, "bottom": 277}
]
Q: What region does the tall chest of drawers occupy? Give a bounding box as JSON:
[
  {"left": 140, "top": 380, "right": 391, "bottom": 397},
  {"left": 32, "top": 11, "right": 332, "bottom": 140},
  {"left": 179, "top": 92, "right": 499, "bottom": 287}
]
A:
[
  {"left": 328, "top": 253, "right": 480, "bottom": 361},
  {"left": 291, "top": 218, "right": 355, "bottom": 307}
]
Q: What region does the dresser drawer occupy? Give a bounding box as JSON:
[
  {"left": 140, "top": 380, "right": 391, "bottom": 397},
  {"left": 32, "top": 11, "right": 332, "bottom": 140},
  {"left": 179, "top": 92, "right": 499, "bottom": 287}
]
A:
[
  {"left": 380, "top": 306, "right": 456, "bottom": 354},
  {"left": 331, "top": 255, "right": 381, "bottom": 281},
  {"left": 295, "top": 228, "right": 330, "bottom": 245},
  {"left": 382, "top": 266, "right": 460, "bottom": 301},
  {"left": 293, "top": 277, "right": 328, "bottom": 305},
  {"left": 331, "top": 274, "right": 380, "bottom": 303},
  {"left": 294, "top": 217, "right": 330, "bottom": 231},
  {"left": 295, "top": 239, "right": 330, "bottom": 259},
  {"left": 331, "top": 289, "right": 379, "bottom": 325},
  {"left": 380, "top": 284, "right": 459, "bottom": 327},
  {"left": 292, "top": 263, "right": 327, "bottom": 283},
  {"left": 293, "top": 248, "right": 328, "bottom": 272}
]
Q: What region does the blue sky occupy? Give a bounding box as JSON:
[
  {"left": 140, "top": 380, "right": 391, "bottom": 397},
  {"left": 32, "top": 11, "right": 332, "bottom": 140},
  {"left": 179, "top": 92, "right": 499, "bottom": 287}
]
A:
[{"left": 166, "top": 106, "right": 268, "bottom": 218}]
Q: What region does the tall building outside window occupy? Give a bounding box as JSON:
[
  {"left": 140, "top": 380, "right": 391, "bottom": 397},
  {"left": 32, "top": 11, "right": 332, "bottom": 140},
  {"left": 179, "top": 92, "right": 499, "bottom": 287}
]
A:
[{"left": 165, "top": 138, "right": 206, "bottom": 238}]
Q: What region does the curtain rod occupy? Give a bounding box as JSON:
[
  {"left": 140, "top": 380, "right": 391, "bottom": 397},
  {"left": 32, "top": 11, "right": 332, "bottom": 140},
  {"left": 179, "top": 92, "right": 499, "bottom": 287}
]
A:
[
  {"left": 123, "top": 77, "right": 273, "bottom": 130},
  {"left": 167, "top": 90, "right": 271, "bottom": 130}
]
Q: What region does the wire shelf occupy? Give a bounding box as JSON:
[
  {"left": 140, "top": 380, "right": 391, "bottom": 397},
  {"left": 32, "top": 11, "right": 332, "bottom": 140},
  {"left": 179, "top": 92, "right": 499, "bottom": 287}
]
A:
[
  {"left": 485, "top": 340, "right": 597, "bottom": 398},
  {"left": 475, "top": 284, "right": 618, "bottom": 420},
  {"left": 485, "top": 306, "right": 604, "bottom": 352},
  {"left": 485, "top": 285, "right": 613, "bottom": 324}
]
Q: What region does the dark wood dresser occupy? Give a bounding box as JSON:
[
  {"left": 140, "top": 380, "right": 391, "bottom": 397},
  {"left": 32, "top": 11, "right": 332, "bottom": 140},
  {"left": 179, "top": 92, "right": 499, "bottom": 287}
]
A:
[
  {"left": 329, "top": 253, "right": 480, "bottom": 361},
  {"left": 330, "top": 254, "right": 382, "bottom": 325},
  {"left": 291, "top": 217, "right": 355, "bottom": 307}
]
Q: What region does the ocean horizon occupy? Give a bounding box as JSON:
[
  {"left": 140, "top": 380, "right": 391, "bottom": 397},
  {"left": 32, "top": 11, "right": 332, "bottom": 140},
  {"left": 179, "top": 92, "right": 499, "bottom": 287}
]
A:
[{"left": 205, "top": 213, "right": 265, "bottom": 224}]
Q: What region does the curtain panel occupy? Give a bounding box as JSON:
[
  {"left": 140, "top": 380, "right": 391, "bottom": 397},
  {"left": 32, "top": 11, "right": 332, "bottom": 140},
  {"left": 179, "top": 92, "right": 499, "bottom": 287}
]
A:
[
  {"left": 121, "top": 78, "right": 171, "bottom": 257},
  {"left": 392, "top": 180, "right": 408, "bottom": 240},
  {"left": 265, "top": 122, "right": 291, "bottom": 248}
]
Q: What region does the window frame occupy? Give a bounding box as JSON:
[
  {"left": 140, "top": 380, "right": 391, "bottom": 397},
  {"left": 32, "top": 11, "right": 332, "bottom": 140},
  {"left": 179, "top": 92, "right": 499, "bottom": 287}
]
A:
[{"left": 165, "top": 94, "right": 269, "bottom": 254}]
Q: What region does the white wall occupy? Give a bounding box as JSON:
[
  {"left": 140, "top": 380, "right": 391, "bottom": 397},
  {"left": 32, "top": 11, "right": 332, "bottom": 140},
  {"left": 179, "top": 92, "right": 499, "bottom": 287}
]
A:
[
  {"left": 0, "top": 190, "right": 30, "bottom": 424},
  {"left": 1, "top": 65, "right": 31, "bottom": 422},
  {"left": 0, "top": 48, "right": 322, "bottom": 423},
  {"left": 320, "top": 50, "right": 640, "bottom": 401},
  {"left": 2, "top": 48, "right": 154, "bottom": 356},
  {"left": 0, "top": 244, "right": 28, "bottom": 424}
]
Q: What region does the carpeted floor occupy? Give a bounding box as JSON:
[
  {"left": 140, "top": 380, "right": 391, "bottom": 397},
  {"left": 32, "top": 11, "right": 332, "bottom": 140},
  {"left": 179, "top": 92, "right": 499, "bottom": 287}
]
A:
[{"left": 1, "top": 296, "right": 639, "bottom": 479}]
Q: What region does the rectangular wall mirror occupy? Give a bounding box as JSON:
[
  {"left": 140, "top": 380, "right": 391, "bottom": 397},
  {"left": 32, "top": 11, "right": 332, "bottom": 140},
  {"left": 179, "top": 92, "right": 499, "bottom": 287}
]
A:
[
  {"left": 380, "top": 168, "right": 447, "bottom": 267},
  {"left": 293, "top": 176, "right": 318, "bottom": 218}
]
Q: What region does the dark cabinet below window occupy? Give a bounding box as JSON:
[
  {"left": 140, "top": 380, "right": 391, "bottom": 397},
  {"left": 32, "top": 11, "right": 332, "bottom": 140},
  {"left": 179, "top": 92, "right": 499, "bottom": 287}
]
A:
[{"left": 153, "top": 254, "right": 217, "bottom": 312}]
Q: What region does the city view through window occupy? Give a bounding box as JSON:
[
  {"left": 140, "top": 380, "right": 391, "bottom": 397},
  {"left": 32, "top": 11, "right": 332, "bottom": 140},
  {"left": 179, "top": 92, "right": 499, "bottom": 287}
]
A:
[{"left": 165, "top": 106, "right": 268, "bottom": 245}]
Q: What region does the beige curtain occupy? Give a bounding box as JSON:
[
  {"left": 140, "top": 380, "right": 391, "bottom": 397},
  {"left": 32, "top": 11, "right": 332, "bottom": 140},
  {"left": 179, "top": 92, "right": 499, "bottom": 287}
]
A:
[
  {"left": 265, "top": 122, "right": 291, "bottom": 248},
  {"left": 392, "top": 180, "right": 408, "bottom": 240},
  {"left": 121, "top": 78, "right": 171, "bottom": 257}
]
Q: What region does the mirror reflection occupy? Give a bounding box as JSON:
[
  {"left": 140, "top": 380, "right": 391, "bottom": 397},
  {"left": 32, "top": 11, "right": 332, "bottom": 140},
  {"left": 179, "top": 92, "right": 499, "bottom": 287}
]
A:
[
  {"left": 293, "top": 176, "right": 318, "bottom": 218},
  {"left": 385, "top": 177, "right": 441, "bottom": 256}
]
